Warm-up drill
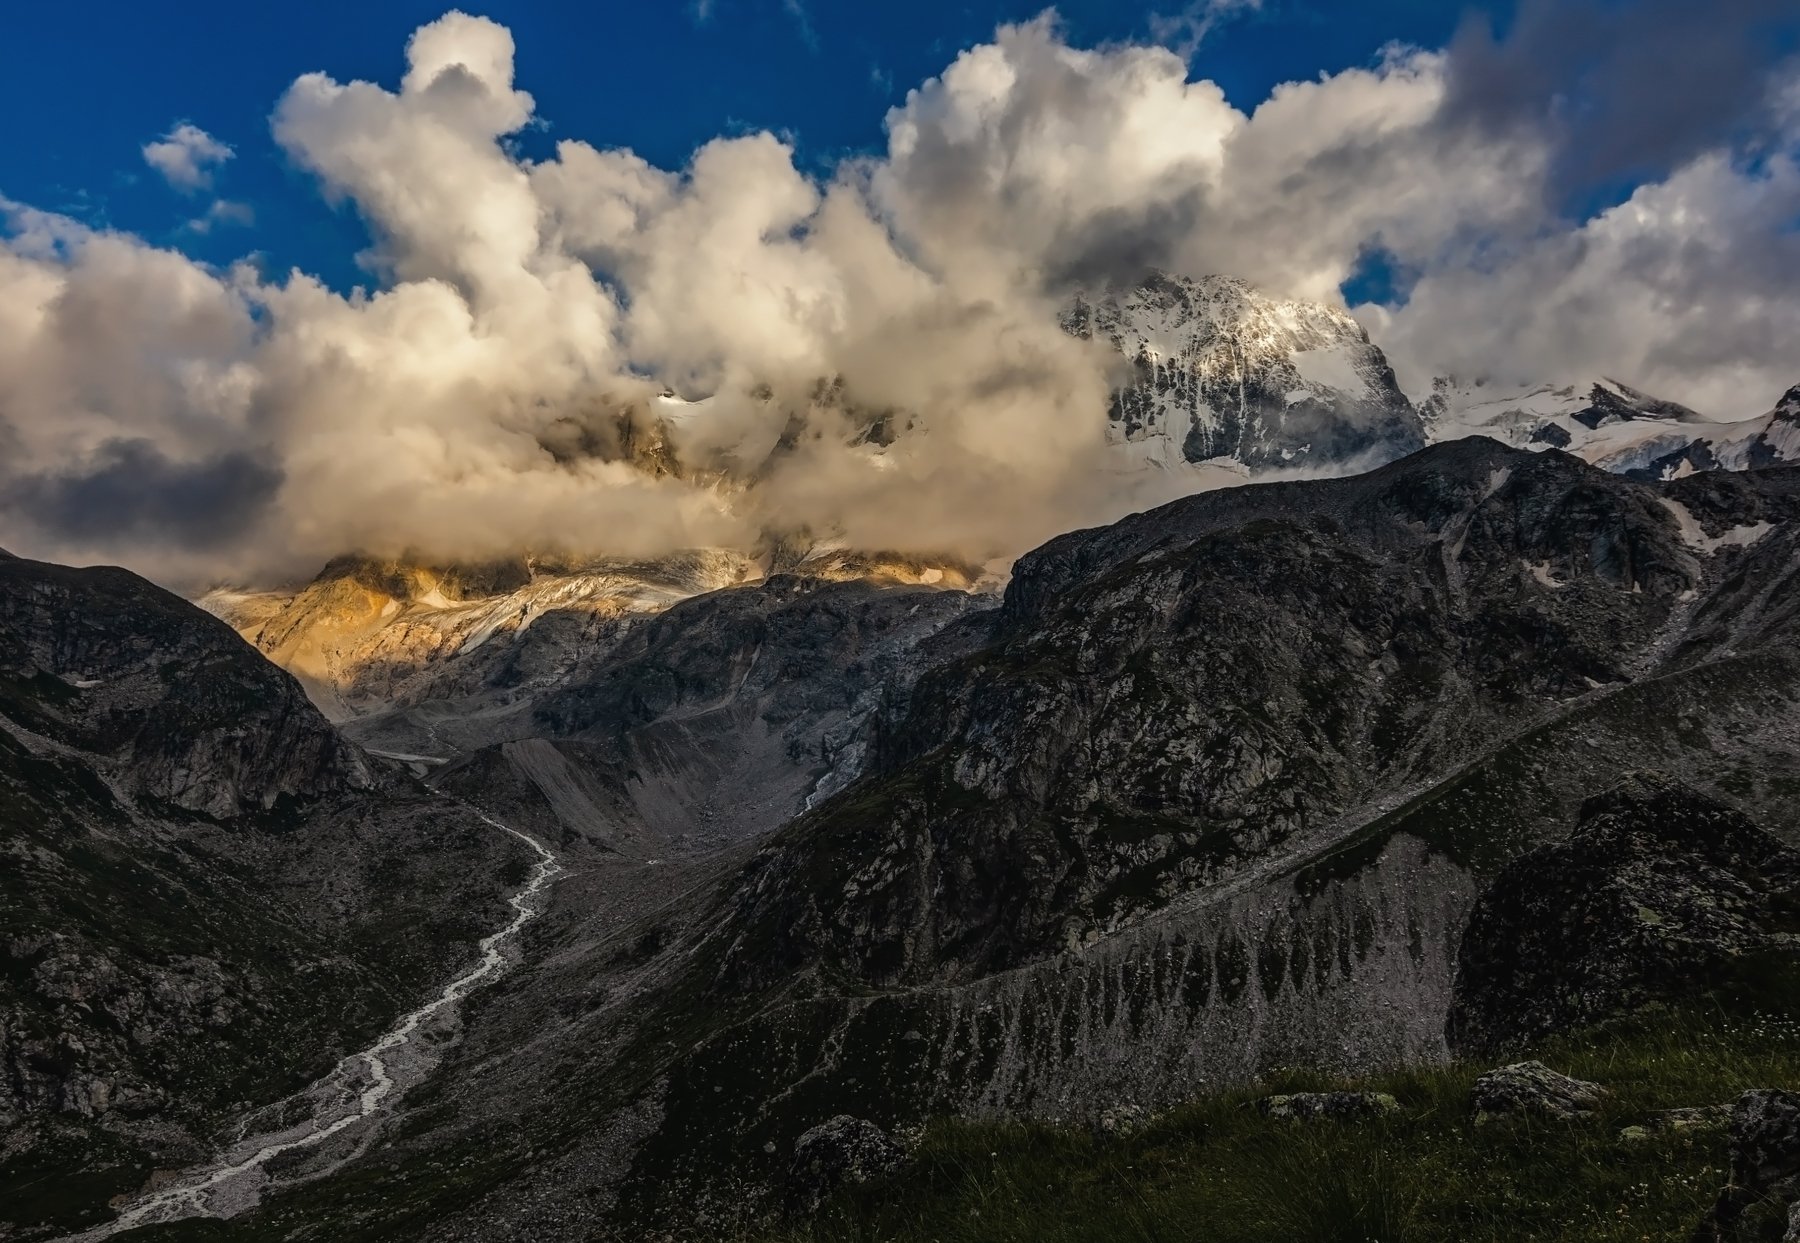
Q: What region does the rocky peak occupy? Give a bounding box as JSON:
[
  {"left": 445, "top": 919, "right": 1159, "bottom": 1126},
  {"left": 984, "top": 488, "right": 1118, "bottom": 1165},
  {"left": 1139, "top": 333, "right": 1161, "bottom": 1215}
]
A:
[{"left": 1064, "top": 270, "right": 1424, "bottom": 471}]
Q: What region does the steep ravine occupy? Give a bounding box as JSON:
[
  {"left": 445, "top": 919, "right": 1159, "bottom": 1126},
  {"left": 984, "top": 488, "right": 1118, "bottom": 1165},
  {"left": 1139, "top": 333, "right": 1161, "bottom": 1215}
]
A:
[{"left": 51, "top": 809, "right": 563, "bottom": 1242}]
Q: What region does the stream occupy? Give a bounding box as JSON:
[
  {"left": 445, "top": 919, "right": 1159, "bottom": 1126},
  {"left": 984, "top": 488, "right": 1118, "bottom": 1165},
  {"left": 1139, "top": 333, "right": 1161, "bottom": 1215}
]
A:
[{"left": 59, "top": 810, "right": 562, "bottom": 1241}]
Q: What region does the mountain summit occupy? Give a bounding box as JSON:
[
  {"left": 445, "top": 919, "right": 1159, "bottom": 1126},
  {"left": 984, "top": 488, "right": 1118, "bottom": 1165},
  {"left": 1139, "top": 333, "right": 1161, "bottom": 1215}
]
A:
[{"left": 1066, "top": 272, "right": 1426, "bottom": 472}]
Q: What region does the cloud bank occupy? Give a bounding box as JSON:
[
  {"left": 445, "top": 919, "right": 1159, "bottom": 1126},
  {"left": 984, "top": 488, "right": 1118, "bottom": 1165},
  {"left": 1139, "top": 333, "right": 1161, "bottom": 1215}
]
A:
[{"left": 2, "top": 7, "right": 1797, "bottom": 584}]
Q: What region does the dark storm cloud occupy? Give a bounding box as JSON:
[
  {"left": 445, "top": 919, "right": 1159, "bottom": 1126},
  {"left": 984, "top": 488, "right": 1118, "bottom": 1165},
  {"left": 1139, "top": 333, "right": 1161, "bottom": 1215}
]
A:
[
  {"left": 7, "top": 439, "right": 283, "bottom": 551},
  {"left": 1444, "top": 0, "right": 1800, "bottom": 202}
]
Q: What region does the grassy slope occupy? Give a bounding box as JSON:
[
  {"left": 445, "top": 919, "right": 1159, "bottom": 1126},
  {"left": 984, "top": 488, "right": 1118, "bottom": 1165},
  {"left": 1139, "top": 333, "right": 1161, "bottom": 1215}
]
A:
[{"left": 758, "top": 977, "right": 1800, "bottom": 1243}]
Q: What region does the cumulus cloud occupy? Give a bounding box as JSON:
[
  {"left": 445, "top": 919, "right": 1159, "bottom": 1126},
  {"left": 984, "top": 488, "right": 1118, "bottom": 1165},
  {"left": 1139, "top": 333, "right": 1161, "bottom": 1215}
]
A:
[
  {"left": 2, "top": 7, "right": 1798, "bottom": 586},
  {"left": 1361, "top": 149, "right": 1800, "bottom": 414},
  {"left": 142, "top": 123, "right": 233, "bottom": 192},
  {"left": 1441, "top": 0, "right": 1800, "bottom": 204}
]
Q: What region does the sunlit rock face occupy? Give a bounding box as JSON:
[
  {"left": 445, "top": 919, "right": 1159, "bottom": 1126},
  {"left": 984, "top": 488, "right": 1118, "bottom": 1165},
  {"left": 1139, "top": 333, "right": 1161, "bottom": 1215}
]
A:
[{"left": 200, "top": 551, "right": 766, "bottom": 723}]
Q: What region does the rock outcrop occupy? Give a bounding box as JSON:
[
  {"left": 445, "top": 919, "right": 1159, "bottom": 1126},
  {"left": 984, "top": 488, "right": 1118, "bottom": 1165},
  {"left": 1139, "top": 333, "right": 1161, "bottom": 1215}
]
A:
[
  {"left": 1469, "top": 1062, "right": 1608, "bottom": 1123},
  {"left": 1695, "top": 1089, "right": 1800, "bottom": 1242},
  {"left": 785, "top": 1116, "right": 906, "bottom": 1216},
  {"left": 1447, "top": 773, "right": 1800, "bottom": 1056}
]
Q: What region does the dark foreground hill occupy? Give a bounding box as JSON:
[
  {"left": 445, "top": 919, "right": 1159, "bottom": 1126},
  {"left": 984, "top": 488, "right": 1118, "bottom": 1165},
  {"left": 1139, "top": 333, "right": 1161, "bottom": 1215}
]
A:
[{"left": 0, "top": 554, "right": 532, "bottom": 1239}]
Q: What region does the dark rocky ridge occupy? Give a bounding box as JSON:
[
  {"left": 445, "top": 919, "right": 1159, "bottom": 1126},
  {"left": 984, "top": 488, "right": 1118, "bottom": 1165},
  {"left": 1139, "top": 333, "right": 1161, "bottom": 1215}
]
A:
[
  {"left": 717, "top": 440, "right": 1706, "bottom": 992},
  {"left": 0, "top": 556, "right": 527, "bottom": 1237},
  {"left": 0, "top": 556, "right": 370, "bottom": 817}
]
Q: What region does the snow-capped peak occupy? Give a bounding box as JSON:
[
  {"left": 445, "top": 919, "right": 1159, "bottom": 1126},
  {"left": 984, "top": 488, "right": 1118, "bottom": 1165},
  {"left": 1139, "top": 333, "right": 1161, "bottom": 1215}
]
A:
[{"left": 1064, "top": 271, "right": 1423, "bottom": 472}]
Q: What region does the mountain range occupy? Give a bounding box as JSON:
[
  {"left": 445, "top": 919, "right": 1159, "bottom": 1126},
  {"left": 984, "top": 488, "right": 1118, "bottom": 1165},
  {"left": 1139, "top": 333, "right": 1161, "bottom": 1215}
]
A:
[
  {"left": 8, "top": 271, "right": 1800, "bottom": 1241},
  {"left": 194, "top": 272, "right": 1800, "bottom": 744}
]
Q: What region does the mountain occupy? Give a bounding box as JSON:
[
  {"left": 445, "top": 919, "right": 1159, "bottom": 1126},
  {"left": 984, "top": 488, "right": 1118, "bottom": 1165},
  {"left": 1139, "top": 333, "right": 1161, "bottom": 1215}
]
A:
[
  {"left": 98, "top": 437, "right": 1800, "bottom": 1243},
  {"left": 0, "top": 554, "right": 533, "bottom": 1238},
  {"left": 1067, "top": 272, "right": 1426, "bottom": 472},
  {"left": 201, "top": 551, "right": 764, "bottom": 723},
  {"left": 435, "top": 572, "right": 988, "bottom": 854},
  {"left": 1421, "top": 376, "right": 1800, "bottom": 480}
]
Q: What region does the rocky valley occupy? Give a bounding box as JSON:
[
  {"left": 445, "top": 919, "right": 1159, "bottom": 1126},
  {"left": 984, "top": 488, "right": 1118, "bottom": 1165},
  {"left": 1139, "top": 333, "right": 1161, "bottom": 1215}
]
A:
[
  {"left": 11, "top": 421, "right": 1800, "bottom": 1240},
  {"left": 9, "top": 2, "right": 1800, "bottom": 1236}
]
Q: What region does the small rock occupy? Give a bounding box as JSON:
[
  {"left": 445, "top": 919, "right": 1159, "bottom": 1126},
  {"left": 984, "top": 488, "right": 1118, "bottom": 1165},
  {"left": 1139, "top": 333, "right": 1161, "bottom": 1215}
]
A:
[
  {"left": 1471, "top": 1062, "right": 1608, "bottom": 1123},
  {"left": 1619, "top": 1104, "right": 1733, "bottom": 1142},
  {"left": 1252, "top": 1092, "right": 1402, "bottom": 1122},
  {"left": 1096, "top": 1104, "right": 1151, "bottom": 1136},
  {"left": 1695, "top": 1089, "right": 1800, "bottom": 1241},
  {"left": 785, "top": 1116, "right": 905, "bottom": 1216},
  {"left": 1665, "top": 1105, "right": 1736, "bottom": 1131}
]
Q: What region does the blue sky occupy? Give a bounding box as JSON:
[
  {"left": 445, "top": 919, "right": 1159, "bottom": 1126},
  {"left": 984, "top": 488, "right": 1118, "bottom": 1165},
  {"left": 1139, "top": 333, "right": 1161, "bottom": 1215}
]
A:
[
  {"left": 3, "top": 0, "right": 1798, "bottom": 582},
  {"left": 0, "top": 0, "right": 1500, "bottom": 293}
]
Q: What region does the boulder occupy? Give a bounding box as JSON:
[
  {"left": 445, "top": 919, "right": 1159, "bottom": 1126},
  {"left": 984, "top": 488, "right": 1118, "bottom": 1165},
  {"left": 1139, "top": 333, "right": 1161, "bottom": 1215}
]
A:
[
  {"left": 1448, "top": 773, "right": 1800, "bottom": 1056},
  {"left": 1695, "top": 1089, "right": 1800, "bottom": 1241},
  {"left": 1470, "top": 1062, "right": 1608, "bottom": 1123},
  {"left": 785, "top": 1115, "right": 905, "bottom": 1216},
  {"left": 1252, "top": 1091, "right": 1402, "bottom": 1122}
]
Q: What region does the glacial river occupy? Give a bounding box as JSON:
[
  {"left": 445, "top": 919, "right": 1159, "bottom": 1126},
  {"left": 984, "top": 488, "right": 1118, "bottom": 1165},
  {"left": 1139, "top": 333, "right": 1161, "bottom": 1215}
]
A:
[{"left": 58, "top": 810, "right": 563, "bottom": 1241}]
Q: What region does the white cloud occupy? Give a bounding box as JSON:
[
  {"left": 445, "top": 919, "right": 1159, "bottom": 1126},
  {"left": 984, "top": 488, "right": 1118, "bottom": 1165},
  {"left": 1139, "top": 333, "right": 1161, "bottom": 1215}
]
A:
[
  {"left": 2, "top": 11, "right": 1797, "bottom": 584},
  {"left": 184, "top": 200, "right": 254, "bottom": 234},
  {"left": 1149, "top": 0, "right": 1264, "bottom": 57},
  {"left": 142, "top": 123, "right": 233, "bottom": 192}
]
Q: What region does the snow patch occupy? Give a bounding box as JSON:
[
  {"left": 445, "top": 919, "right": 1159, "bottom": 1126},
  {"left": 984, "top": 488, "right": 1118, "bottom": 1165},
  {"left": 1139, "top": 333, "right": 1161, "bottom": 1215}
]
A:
[
  {"left": 1524, "top": 562, "right": 1564, "bottom": 589},
  {"left": 1290, "top": 346, "right": 1371, "bottom": 398},
  {"left": 1659, "top": 499, "right": 1776, "bottom": 554}
]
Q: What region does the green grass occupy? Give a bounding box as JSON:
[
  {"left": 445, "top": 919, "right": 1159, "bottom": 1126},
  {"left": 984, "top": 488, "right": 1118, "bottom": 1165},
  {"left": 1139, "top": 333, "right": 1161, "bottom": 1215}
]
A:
[{"left": 754, "top": 1003, "right": 1800, "bottom": 1243}]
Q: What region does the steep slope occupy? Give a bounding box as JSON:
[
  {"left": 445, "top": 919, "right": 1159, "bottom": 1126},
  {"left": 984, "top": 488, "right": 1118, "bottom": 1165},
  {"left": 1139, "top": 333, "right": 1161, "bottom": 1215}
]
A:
[
  {"left": 1065, "top": 272, "right": 1425, "bottom": 472},
  {"left": 0, "top": 555, "right": 530, "bottom": 1239},
  {"left": 430, "top": 574, "right": 987, "bottom": 855}
]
